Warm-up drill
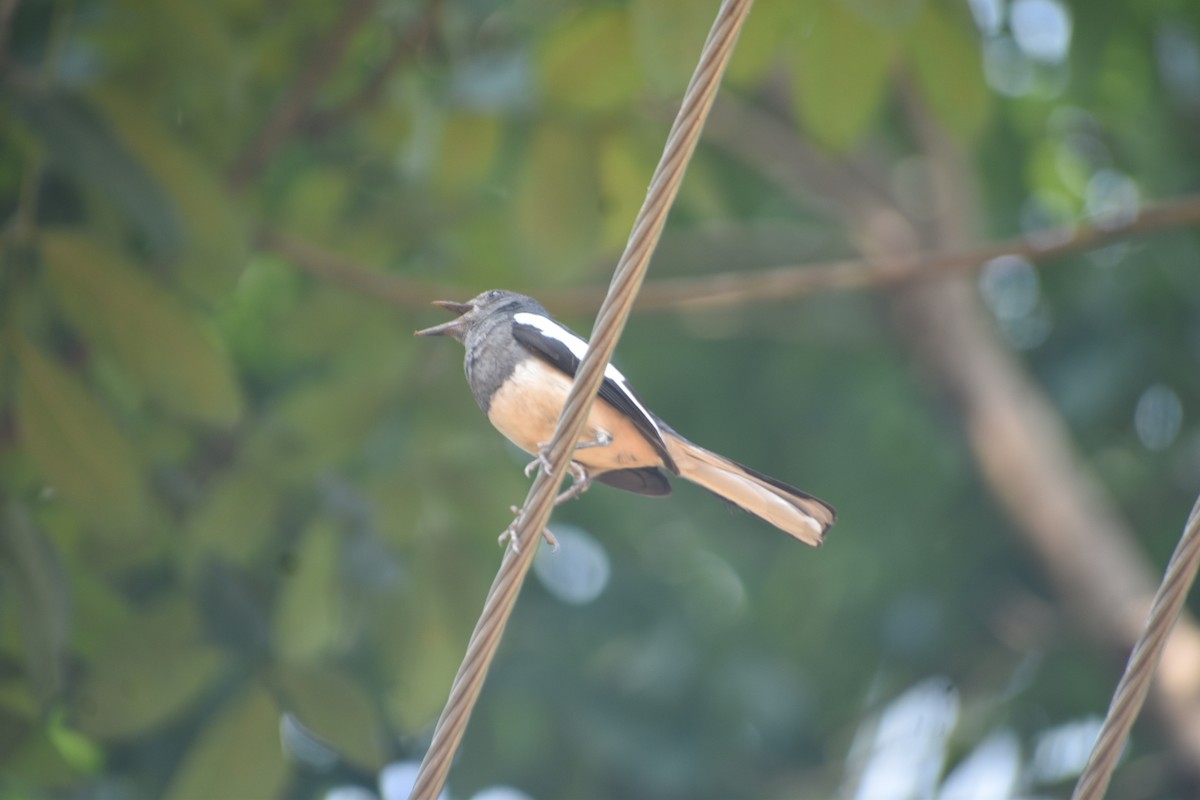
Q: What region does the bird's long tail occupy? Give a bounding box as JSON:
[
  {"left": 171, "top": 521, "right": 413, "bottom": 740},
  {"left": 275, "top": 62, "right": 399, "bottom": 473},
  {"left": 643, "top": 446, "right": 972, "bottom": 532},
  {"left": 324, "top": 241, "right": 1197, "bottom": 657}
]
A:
[{"left": 665, "top": 434, "right": 836, "bottom": 546}]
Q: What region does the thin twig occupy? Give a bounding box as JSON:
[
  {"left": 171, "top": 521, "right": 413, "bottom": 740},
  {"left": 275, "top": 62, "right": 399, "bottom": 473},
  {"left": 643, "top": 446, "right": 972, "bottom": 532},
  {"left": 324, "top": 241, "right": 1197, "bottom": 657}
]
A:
[
  {"left": 570, "top": 193, "right": 1200, "bottom": 311},
  {"left": 260, "top": 193, "right": 1200, "bottom": 313},
  {"left": 408, "top": 1, "right": 756, "bottom": 797},
  {"left": 253, "top": 227, "right": 459, "bottom": 306},
  {"left": 227, "top": 0, "right": 378, "bottom": 189}
]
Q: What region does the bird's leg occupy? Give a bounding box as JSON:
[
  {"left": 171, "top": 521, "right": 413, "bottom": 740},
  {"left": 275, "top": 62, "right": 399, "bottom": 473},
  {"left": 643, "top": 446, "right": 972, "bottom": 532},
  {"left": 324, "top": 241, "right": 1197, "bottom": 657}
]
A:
[
  {"left": 574, "top": 429, "right": 613, "bottom": 450},
  {"left": 502, "top": 460, "right": 597, "bottom": 553},
  {"left": 523, "top": 429, "right": 612, "bottom": 477},
  {"left": 523, "top": 450, "right": 552, "bottom": 478},
  {"left": 553, "top": 462, "right": 592, "bottom": 506},
  {"left": 498, "top": 508, "right": 559, "bottom": 553},
  {"left": 508, "top": 431, "right": 610, "bottom": 553}
]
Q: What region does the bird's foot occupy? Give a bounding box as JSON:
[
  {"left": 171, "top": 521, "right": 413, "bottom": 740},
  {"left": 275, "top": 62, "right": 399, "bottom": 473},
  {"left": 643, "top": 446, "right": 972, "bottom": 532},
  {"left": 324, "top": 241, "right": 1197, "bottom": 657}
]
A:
[
  {"left": 501, "top": 463, "right": 591, "bottom": 552},
  {"left": 498, "top": 517, "right": 559, "bottom": 554},
  {"left": 553, "top": 463, "right": 592, "bottom": 506},
  {"left": 574, "top": 429, "right": 613, "bottom": 451},
  {"left": 523, "top": 449, "right": 552, "bottom": 478},
  {"left": 522, "top": 430, "right": 612, "bottom": 478}
]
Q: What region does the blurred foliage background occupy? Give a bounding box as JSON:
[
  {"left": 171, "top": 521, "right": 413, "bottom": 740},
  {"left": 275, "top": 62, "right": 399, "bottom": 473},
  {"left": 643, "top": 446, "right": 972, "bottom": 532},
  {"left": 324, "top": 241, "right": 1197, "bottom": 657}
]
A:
[{"left": 1, "top": 0, "right": 1200, "bottom": 798}]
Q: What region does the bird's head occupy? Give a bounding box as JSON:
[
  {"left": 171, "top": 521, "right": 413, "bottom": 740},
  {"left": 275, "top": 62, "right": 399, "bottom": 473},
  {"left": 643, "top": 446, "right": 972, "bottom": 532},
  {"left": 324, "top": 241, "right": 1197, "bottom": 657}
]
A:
[{"left": 414, "top": 289, "right": 528, "bottom": 342}]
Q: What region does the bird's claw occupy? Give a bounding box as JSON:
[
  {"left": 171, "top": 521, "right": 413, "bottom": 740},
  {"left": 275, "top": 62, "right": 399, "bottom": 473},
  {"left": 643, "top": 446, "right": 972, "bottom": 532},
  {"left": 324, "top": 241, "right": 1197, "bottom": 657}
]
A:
[
  {"left": 504, "top": 457, "right": 592, "bottom": 553},
  {"left": 524, "top": 431, "right": 611, "bottom": 478},
  {"left": 498, "top": 526, "right": 519, "bottom": 552},
  {"left": 579, "top": 429, "right": 613, "bottom": 449},
  {"left": 553, "top": 465, "right": 592, "bottom": 506},
  {"left": 523, "top": 447, "right": 554, "bottom": 478},
  {"left": 498, "top": 523, "right": 559, "bottom": 554}
]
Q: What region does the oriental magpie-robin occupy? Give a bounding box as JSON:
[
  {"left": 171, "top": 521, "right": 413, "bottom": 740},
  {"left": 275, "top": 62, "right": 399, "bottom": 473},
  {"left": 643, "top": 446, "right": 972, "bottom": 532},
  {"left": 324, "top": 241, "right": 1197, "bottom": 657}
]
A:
[{"left": 415, "top": 290, "right": 836, "bottom": 545}]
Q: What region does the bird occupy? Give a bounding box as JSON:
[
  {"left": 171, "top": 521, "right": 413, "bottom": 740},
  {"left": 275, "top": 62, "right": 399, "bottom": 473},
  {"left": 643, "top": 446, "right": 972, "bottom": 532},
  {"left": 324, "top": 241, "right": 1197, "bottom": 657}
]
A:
[{"left": 415, "top": 289, "right": 836, "bottom": 546}]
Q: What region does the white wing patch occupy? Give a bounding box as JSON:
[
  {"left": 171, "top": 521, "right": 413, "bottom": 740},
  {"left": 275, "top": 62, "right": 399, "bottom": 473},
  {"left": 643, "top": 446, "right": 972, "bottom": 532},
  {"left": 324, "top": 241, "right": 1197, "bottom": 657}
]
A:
[{"left": 513, "top": 311, "right": 663, "bottom": 438}]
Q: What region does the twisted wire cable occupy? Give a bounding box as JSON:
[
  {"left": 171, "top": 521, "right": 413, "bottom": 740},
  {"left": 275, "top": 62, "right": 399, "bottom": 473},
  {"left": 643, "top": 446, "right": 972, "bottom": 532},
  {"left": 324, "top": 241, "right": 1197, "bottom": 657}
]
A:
[
  {"left": 409, "top": 1, "right": 755, "bottom": 796},
  {"left": 1072, "top": 497, "right": 1200, "bottom": 800}
]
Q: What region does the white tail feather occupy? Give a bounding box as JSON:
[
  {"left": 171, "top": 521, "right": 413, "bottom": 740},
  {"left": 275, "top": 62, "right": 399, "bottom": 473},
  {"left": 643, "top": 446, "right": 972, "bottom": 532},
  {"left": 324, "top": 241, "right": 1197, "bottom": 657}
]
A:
[{"left": 666, "top": 435, "right": 835, "bottom": 546}]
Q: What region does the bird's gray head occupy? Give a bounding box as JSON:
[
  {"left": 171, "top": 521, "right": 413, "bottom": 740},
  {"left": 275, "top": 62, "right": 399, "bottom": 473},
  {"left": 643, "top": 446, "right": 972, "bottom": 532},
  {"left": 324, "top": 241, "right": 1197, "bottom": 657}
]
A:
[{"left": 414, "top": 289, "right": 536, "bottom": 343}]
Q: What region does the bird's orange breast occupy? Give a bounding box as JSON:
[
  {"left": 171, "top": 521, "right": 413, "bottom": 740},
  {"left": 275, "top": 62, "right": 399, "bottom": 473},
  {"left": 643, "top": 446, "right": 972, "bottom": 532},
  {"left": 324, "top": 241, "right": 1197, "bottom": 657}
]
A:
[{"left": 485, "top": 359, "right": 666, "bottom": 472}]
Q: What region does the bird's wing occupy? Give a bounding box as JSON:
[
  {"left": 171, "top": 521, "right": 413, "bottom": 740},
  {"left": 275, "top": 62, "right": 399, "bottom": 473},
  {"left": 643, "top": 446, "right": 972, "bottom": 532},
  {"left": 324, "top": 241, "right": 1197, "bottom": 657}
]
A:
[{"left": 511, "top": 311, "right": 676, "bottom": 472}]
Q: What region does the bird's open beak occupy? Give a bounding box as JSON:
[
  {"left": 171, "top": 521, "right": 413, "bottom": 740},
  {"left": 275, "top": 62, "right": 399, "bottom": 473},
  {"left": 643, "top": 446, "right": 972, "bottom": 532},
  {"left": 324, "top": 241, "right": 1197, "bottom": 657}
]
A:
[
  {"left": 414, "top": 300, "right": 473, "bottom": 337},
  {"left": 431, "top": 300, "right": 473, "bottom": 315}
]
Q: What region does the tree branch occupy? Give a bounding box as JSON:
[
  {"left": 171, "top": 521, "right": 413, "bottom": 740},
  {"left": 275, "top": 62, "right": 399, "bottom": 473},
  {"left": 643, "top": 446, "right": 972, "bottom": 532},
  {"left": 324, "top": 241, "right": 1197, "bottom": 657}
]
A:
[
  {"left": 890, "top": 81, "right": 1200, "bottom": 776},
  {"left": 254, "top": 227, "right": 460, "bottom": 308},
  {"left": 257, "top": 193, "right": 1200, "bottom": 314},
  {"left": 552, "top": 194, "right": 1200, "bottom": 312}
]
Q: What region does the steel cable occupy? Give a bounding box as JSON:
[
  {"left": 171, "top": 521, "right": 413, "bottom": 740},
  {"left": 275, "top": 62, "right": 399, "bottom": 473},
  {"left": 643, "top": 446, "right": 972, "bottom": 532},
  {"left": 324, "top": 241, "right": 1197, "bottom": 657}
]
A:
[{"left": 408, "top": 1, "right": 755, "bottom": 796}]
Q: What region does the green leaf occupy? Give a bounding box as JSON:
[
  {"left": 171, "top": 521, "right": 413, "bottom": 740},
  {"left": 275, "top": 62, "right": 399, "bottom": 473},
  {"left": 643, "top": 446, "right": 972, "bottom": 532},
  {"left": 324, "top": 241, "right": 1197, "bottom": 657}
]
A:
[
  {"left": 270, "top": 287, "right": 412, "bottom": 369},
  {"left": 383, "top": 602, "right": 467, "bottom": 732},
  {"left": 40, "top": 231, "right": 242, "bottom": 425},
  {"left": 183, "top": 462, "right": 281, "bottom": 568},
  {"left": 6, "top": 87, "right": 183, "bottom": 256},
  {"left": 435, "top": 114, "right": 502, "bottom": 199},
  {"left": 790, "top": 2, "right": 898, "bottom": 150},
  {"left": 74, "top": 601, "right": 226, "bottom": 740},
  {"left": 47, "top": 707, "right": 104, "bottom": 774},
  {"left": 726, "top": 0, "right": 801, "bottom": 86},
  {"left": 164, "top": 687, "right": 287, "bottom": 800},
  {"left": 62, "top": 556, "right": 138, "bottom": 658},
  {"left": 214, "top": 256, "right": 304, "bottom": 378},
  {"left": 274, "top": 521, "right": 343, "bottom": 661},
  {"left": 0, "top": 504, "right": 70, "bottom": 704},
  {"left": 91, "top": 90, "right": 249, "bottom": 302},
  {"left": 631, "top": 0, "right": 713, "bottom": 95},
  {"left": 1027, "top": 138, "right": 1088, "bottom": 201},
  {"left": 539, "top": 9, "right": 643, "bottom": 115},
  {"left": 278, "top": 167, "right": 351, "bottom": 241},
  {"left": 598, "top": 131, "right": 655, "bottom": 250},
  {"left": 274, "top": 663, "right": 385, "bottom": 770},
  {"left": 515, "top": 123, "right": 602, "bottom": 269},
  {"left": 265, "top": 365, "right": 402, "bottom": 472},
  {"left": 14, "top": 338, "right": 148, "bottom": 533},
  {"left": 0, "top": 725, "right": 85, "bottom": 789},
  {"left": 906, "top": 4, "right": 990, "bottom": 140}
]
